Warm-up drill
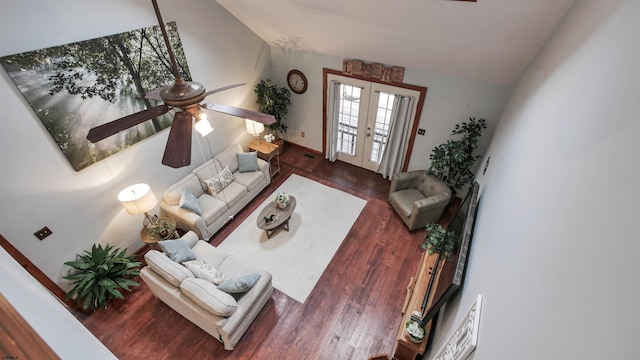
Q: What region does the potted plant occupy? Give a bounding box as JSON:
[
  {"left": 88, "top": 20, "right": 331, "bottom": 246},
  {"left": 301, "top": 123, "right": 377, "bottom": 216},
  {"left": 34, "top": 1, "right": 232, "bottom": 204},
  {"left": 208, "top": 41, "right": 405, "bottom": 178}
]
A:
[
  {"left": 405, "top": 319, "right": 426, "bottom": 343},
  {"left": 274, "top": 192, "right": 290, "bottom": 209},
  {"left": 421, "top": 222, "right": 458, "bottom": 259},
  {"left": 64, "top": 244, "right": 141, "bottom": 311},
  {"left": 254, "top": 79, "right": 291, "bottom": 152},
  {"left": 429, "top": 117, "right": 487, "bottom": 194},
  {"left": 148, "top": 218, "right": 176, "bottom": 239}
]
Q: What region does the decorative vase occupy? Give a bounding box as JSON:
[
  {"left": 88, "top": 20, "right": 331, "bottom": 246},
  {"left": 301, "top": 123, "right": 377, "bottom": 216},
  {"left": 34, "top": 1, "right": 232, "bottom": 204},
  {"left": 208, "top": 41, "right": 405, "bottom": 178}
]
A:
[{"left": 278, "top": 202, "right": 287, "bottom": 209}]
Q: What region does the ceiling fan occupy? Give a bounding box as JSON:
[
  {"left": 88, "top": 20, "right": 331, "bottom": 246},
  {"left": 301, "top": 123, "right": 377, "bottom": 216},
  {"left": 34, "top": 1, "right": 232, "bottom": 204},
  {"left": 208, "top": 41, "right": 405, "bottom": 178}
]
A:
[{"left": 86, "top": 0, "right": 275, "bottom": 168}]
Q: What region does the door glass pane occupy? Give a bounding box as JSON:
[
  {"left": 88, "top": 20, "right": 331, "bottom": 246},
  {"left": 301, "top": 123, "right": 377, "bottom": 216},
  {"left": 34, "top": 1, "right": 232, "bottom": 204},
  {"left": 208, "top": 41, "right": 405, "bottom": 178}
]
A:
[
  {"left": 370, "top": 92, "right": 395, "bottom": 162},
  {"left": 337, "top": 84, "right": 361, "bottom": 155}
]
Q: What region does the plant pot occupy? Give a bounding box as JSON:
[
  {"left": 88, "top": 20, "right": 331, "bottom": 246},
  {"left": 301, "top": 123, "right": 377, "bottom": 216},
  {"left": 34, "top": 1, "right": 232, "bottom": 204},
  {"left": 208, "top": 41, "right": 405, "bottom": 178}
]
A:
[
  {"left": 409, "top": 334, "right": 424, "bottom": 344},
  {"left": 278, "top": 202, "right": 287, "bottom": 209}
]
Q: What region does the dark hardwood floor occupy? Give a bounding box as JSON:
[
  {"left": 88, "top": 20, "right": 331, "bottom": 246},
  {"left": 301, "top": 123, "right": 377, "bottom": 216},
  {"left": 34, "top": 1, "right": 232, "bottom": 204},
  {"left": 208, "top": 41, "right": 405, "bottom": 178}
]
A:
[{"left": 79, "top": 144, "right": 427, "bottom": 360}]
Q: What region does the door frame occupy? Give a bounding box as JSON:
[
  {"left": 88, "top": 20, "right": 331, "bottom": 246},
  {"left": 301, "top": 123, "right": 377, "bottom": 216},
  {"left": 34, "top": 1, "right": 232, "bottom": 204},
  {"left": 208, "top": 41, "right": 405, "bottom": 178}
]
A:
[{"left": 322, "top": 67, "right": 428, "bottom": 172}]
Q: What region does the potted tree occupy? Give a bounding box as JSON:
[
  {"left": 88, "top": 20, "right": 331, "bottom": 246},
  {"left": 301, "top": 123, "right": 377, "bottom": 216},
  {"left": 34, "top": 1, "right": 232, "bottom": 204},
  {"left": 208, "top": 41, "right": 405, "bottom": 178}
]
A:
[
  {"left": 421, "top": 222, "right": 458, "bottom": 259},
  {"left": 64, "top": 244, "right": 141, "bottom": 311},
  {"left": 429, "top": 117, "right": 487, "bottom": 194},
  {"left": 254, "top": 79, "right": 291, "bottom": 153}
]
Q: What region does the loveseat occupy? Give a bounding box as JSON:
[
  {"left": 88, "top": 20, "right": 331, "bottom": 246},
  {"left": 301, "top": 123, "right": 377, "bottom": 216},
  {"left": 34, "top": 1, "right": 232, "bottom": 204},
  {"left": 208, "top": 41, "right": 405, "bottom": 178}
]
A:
[
  {"left": 161, "top": 144, "right": 271, "bottom": 240},
  {"left": 140, "top": 231, "right": 274, "bottom": 350}
]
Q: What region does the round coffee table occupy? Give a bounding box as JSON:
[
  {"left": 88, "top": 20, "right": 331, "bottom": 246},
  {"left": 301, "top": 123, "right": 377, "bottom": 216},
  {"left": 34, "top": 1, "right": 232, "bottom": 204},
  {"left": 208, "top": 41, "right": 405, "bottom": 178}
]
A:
[{"left": 256, "top": 196, "right": 296, "bottom": 239}]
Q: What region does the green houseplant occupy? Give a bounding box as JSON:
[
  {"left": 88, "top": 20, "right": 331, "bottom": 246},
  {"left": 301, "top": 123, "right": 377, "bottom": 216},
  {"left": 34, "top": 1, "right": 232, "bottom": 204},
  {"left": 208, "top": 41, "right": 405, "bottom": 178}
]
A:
[
  {"left": 148, "top": 218, "right": 175, "bottom": 238},
  {"left": 254, "top": 79, "right": 291, "bottom": 137},
  {"left": 429, "top": 117, "right": 487, "bottom": 193},
  {"left": 421, "top": 222, "right": 458, "bottom": 259},
  {"left": 64, "top": 244, "right": 141, "bottom": 311}
]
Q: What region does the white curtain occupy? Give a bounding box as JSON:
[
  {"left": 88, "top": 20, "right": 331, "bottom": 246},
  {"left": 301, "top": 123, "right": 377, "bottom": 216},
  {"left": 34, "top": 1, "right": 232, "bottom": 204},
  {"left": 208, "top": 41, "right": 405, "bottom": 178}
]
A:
[
  {"left": 325, "top": 81, "right": 342, "bottom": 162},
  {"left": 377, "top": 95, "right": 415, "bottom": 179}
]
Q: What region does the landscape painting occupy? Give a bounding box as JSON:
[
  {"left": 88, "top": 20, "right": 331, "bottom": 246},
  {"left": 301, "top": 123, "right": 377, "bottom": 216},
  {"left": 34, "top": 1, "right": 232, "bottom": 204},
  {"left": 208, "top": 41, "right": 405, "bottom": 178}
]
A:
[{"left": 0, "top": 22, "right": 192, "bottom": 171}]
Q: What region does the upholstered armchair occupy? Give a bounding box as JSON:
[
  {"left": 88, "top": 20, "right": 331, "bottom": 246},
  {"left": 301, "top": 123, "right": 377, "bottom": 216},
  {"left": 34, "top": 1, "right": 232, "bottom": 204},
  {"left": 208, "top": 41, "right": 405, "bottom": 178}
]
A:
[{"left": 388, "top": 170, "right": 452, "bottom": 231}]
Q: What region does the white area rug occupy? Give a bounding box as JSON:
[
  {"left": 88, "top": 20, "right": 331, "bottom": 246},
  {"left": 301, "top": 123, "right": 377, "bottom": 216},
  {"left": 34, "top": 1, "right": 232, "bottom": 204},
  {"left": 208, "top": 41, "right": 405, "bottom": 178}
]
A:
[{"left": 218, "top": 174, "right": 367, "bottom": 303}]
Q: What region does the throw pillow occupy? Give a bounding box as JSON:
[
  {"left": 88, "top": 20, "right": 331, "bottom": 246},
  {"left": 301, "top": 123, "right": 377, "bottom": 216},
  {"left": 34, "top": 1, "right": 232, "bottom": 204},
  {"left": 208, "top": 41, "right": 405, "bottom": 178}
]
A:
[
  {"left": 203, "top": 165, "right": 235, "bottom": 196},
  {"left": 180, "top": 278, "right": 237, "bottom": 317},
  {"left": 158, "top": 239, "right": 196, "bottom": 264},
  {"left": 237, "top": 151, "right": 260, "bottom": 173},
  {"left": 144, "top": 250, "right": 194, "bottom": 287},
  {"left": 183, "top": 260, "right": 226, "bottom": 285},
  {"left": 179, "top": 189, "right": 202, "bottom": 216},
  {"left": 217, "top": 273, "right": 261, "bottom": 294}
]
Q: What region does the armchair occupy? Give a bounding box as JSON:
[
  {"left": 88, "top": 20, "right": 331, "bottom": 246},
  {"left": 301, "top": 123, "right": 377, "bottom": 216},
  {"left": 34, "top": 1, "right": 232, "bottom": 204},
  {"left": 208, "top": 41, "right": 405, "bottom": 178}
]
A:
[{"left": 388, "top": 170, "right": 451, "bottom": 231}]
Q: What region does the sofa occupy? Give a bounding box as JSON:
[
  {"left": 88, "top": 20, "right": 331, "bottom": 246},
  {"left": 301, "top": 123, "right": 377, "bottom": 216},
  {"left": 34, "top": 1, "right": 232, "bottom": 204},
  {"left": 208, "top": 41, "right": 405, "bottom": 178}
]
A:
[
  {"left": 140, "top": 231, "right": 274, "bottom": 350},
  {"left": 388, "top": 170, "right": 452, "bottom": 231},
  {"left": 161, "top": 144, "right": 271, "bottom": 240}
]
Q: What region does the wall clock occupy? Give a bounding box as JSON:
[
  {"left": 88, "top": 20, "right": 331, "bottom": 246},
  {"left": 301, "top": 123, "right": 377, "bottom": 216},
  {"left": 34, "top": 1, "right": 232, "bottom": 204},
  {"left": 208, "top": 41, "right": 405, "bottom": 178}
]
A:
[{"left": 287, "top": 69, "right": 308, "bottom": 94}]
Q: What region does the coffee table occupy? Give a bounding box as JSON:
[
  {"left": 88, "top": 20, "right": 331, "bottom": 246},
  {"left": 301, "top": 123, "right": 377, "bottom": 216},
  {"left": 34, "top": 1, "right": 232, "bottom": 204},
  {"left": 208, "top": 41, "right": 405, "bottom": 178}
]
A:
[{"left": 256, "top": 196, "right": 297, "bottom": 239}]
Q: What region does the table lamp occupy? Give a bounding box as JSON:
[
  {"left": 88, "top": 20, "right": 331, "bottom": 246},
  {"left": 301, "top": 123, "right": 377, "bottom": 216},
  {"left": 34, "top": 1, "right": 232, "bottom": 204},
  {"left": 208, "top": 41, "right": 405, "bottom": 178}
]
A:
[
  {"left": 118, "top": 183, "right": 158, "bottom": 226},
  {"left": 245, "top": 119, "right": 265, "bottom": 137}
]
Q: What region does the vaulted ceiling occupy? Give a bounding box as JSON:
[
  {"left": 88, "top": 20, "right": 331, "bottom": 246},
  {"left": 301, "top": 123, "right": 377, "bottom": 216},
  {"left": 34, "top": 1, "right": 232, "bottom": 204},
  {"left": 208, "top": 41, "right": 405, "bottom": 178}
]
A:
[{"left": 216, "top": 0, "right": 576, "bottom": 85}]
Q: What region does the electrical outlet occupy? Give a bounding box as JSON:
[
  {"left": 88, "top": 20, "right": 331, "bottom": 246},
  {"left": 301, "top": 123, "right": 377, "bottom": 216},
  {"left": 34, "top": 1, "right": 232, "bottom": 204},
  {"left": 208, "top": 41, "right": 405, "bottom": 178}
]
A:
[
  {"left": 418, "top": 128, "right": 426, "bottom": 135},
  {"left": 34, "top": 226, "right": 52, "bottom": 240},
  {"left": 301, "top": 131, "right": 305, "bottom": 138}
]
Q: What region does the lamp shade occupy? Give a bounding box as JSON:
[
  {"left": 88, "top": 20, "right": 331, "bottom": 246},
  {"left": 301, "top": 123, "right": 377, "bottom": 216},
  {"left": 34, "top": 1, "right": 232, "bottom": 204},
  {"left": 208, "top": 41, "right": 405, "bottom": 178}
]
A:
[
  {"left": 245, "top": 119, "right": 265, "bottom": 136},
  {"left": 118, "top": 183, "right": 158, "bottom": 215}
]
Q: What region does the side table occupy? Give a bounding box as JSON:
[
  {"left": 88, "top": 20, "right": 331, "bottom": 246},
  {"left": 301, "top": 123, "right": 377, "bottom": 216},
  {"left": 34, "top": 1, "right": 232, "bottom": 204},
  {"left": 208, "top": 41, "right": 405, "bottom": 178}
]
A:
[
  {"left": 140, "top": 217, "right": 178, "bottom": 249},
  {"left": 248, "top": 138, "right": 280, "bottom": 178}
]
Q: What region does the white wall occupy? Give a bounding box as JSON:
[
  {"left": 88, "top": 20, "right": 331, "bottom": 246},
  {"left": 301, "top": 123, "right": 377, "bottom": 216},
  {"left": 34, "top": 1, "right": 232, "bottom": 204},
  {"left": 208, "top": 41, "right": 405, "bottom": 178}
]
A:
[
  {"left": 269, "top": 47, "right": 511, "bottom": 172},
  {"left": 0, "top": 0, "right": 271, "bottom": 289},
  {"left": 0, "top": 247, "right": 116, "bottom": 359},
  {"left": 426, "top": 0, "right": 639, "bottom": 359}
]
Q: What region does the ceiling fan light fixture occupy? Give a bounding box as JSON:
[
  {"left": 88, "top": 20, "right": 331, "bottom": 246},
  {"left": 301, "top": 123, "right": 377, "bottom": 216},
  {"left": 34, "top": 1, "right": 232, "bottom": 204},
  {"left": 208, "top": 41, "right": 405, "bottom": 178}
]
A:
[
  {"left": 86, "top": 0, "right": 278, "bottom": 168},
  {"left": 195, "top": 114, "right": 214, "bottom": 137}
]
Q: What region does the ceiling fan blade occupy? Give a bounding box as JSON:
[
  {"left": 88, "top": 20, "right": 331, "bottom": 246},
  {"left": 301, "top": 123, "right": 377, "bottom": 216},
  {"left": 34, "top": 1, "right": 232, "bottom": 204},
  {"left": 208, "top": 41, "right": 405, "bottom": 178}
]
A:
[
  {"left": 87, "top": 104, "right": 170, "bottom": 143},
  {"left": 203, "top": 83, "right": 246, "bottom": 98},
  {"left": 162, "top": 111, "right": 193, "bottom": 168},
  {"left": 144, "top": 86, "right": 164, "bottom": 101},
  {"left": 201, "top": 103, "right": 276, "bottom": 125}
]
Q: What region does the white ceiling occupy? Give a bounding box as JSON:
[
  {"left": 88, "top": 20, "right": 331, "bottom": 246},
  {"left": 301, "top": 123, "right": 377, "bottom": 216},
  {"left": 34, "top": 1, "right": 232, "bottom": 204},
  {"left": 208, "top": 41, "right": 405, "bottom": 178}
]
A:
[{"left": 216, "top": 0, "right": 576, "bottom": 85}]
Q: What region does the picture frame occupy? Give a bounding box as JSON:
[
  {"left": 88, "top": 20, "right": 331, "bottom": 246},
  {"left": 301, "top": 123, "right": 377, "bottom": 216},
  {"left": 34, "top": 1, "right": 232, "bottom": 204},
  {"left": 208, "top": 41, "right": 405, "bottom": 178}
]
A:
[
  {"left": 0, "top": 22, "right": 192, "bottom": 171},
  {"left": 391, "top": 66, "right": 405, "bottom": 83},
  {"left": 362, "top": 63, "right": 372, "bottom": 78},
  {"left": 343, "top": 60, "right": 354, "bottom": 75},
  {"left": 371, "top": 63, "right": 384, "bottom": 79},
  {"left": 352, "top": 60, "right": 363, "bottom": 76},
  {"left": 382, "top": 66, "right": 393, "bottom": 82}
]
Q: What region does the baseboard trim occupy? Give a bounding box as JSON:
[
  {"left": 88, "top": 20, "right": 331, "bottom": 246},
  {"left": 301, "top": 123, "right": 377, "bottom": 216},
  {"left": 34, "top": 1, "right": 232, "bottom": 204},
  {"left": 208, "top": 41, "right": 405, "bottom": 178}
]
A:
[{"left": 283, "top": 141, "right": 323, "bottom": 156}]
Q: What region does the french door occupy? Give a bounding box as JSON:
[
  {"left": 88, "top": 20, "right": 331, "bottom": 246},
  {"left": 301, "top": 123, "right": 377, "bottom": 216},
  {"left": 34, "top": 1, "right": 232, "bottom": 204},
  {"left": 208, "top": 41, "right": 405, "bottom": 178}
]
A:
[{"left": 326, "top": 73, "right": 420, "bottom": 172}]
